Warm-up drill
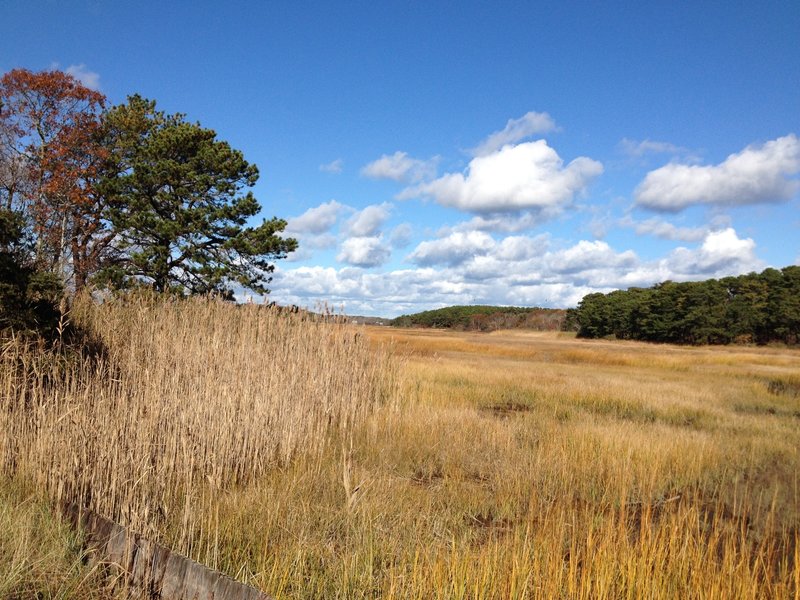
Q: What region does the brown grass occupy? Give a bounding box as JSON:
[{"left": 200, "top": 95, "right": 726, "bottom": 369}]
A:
[
  {"left": 0, "top": 295, "right": 395, "bottom": 571},
  {"left": 2, "top": 306, "right": 799, "bottom": 598},
  {"left": 0, "top": 476, "right": 113, "bottom": 599}
]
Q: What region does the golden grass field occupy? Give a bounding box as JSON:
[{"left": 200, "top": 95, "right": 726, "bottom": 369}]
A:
[{"left": 1, "top": 299, "right": 799, "bottom": 598}]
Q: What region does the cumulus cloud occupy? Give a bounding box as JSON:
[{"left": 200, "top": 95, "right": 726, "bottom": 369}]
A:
[
  {"left": 337, "top": 236, "right": 391, "bottom": 268},
  {"left": 456, "top": 235, "right": 549, "bottom": 281},
  {"left": 666, "top": 228, "right": 764, "bottom": 277},
  {"left": 269, "top": 266, "right": 439, "bottom": 313},
  {"left": 269, "top": 226, "right": 766, "bottom": 316},
  {"left": 389, "top": 223, "right": 413, "bottom": 248},
  {"left": 494, "top": 235, "right": 548, "bottom": 261},
  {"left": 400, "top": 140, "right": 603, "bottom": 215},
  {"left": 284, "top": 247, "right": 314, "bottom": 263},
  {"left": 319, "top": 158, "right": 344, "bottom": 173},
  {"left": 407, "top": 231, "right": 496, "bottom": 267},
  {"left": 450, "top": 212, "right": 551, "bottom": 233},
  {"left": 407, "top": 230, "right": 548, "bottom": 273},
  {"left": 270, "top": 242, "right": 621, "bottom": 316},
  {"left": 65, "top": 64, "right": 101, "bottom": 90},
  {"left": 404, "top": 232, "right": 644, "bottom": 285},
  {"left": 545, "top": 240, "right": 635, "bottom": 274},
  {"left": 284, "top": 232, "right": 337, "bottom": 262},
  {"left": 344, "top": 202, "right": 392, "bottom": 237},
  {"left": 620, "top": 216, "right": 709, "bottom": 242},
  {"left": 361, "top": 151, "right": 439, "bottom": 183},
  {"left": 271, "top": 264, "right": 501, "bottom": 316},
  {"left": 472, "top": 111, "right": 558, "bottom": 156},
  {"left": 635, "top": 134, "right": 800, "bottom": 211},
  {"left": 285, "top": 200, "right": 345, "bottom": 234}
]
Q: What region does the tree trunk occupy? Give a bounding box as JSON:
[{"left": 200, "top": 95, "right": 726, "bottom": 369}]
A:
[{"left": 71, "top": 234, "right": 86, "bottom": 292}]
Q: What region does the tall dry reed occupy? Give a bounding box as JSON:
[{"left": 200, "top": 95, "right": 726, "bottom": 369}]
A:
[{"left": 0, "top": 294, "right": 396, "bottom": 558}]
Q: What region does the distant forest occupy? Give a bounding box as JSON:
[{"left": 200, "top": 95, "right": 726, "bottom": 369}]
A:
[
  {"left": 391, "top": 305, "right": 567, "bottom": 332},
  {"left": 571, "top": 266, "right": 800, "bottom": 345}
]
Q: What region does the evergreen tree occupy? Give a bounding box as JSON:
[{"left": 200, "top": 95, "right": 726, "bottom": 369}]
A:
[
  {"left": 0, "top": 208, "right": 62, "bottom": 335},
  {"left": 96, "top": 96, "right": 296, "bottom": 297},
  {"left": 574, "top": 267, "right": 800, "bottom": 346}
]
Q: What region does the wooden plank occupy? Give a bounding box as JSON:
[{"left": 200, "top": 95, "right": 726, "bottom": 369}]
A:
[{"left": 64, "top": 503, "right": 272, "bottom": 600}]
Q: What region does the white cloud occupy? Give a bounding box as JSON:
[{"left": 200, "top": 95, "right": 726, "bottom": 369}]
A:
[
  {"left": 400, "top": 140, "right": 603, "bottom": 215},
  {"left": 389, "top": 223, "right": 413, "bottom": 248},
  {"left": 337, "top": 236, "right": 391, "bottom": 268},
  {"left": 283, "top": 200, "right": 347, "bottom": 262},
  {"left": 407, "top": 231, "right": 496, "bottom": 267},
  {"left": 273, "top": 266, "right": 361, "bottom": 298},
  {"left": 546, "top": 240, "right": 638, "bottom": 274},
  {"left": 618, "top": 138, "right": 696, "bottom": 160},
  {"left": 361, "top": 151, "right": 438, "bottom": 183},
  {"left": 457, "top": 234, "right": 549, "bottom": 281},
  {"left": 494, "top": 235, "right": 548, "bottom": 261},
  {"left": 285, "top": 200, "right": 346, "bottom": 234},
  {"left": 620, "top": 216, "right": 709, "bottom": 242},
  {"left": 450, "top": 212, "right": 551, "bottom": 233},
  {"left": 473, "top": 111, "right": 558, "bottom": 156},
  {"left": 666, "top": 228, "right": 764, "bottom": 277},
  {"left": 270, "top": 266, "right": 435, "bottom": 313},
  {"left": 270, "top": 254, "right": 614, "bottom": 316},
  {"left": 284, "top": 232, "right": 337, "bottom": 262},
  {"left": 344, "top": 202, "right": 392, "bottom": 237},
  {"left": 407, "top": 230, "right": 547, "bottom": 271},
  {"left": 319, "top": 158, "right": 344, "bottom": 174},
  {"left": 635, "top": 134, "right": 800, "bottom": 211},
  {"left": 65, "top": 64, "right": 101, "bottom": 90},
  {"left": 284, "top": 247, "right": 314, "bottom": 262},
  {"left": 269, "top": 227, "right": 766, "bottom": 316}
]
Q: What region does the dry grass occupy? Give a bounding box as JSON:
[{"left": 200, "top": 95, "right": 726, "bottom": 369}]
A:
[
  {"left": 0, "top": 476, "right": 114, "bottom": 599},
  {"left": 0, "top": 294, "right": 395, "bottom": 570},
  {"left": 2, "top": 306, "right": 799, "bottom": 598}
]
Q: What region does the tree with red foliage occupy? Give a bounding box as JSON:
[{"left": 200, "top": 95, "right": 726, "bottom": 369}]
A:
[{"left": 0, "top": 68, "right": 108, "bottom": 291}]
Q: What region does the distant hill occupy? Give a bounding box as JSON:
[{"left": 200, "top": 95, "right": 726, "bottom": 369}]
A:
[
  {"left": 345, "top": 315, "right": 393, "bottom": 326},
  {"left": 390, "top": 305, "right": 571, "bottom": 332}
]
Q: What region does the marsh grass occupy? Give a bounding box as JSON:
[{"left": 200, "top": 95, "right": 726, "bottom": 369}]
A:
[
  {"left": 0, "top": 476, "right": 111, "bottom": 598},
  {"left": 162, "top": 325, "right": 800, "bottom": 597},
  {"left": 2, "top": 307, "right": 799, "bottom": 598},
  {"left": 0, "top": 294, "right": 396, "bottom": 572}
]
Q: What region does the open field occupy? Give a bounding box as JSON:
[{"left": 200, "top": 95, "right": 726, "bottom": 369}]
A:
[
  {"left": 349, "top": 327, "right": 800, "bottom": 598},
  {"left": 2, "top": 304, "right": 800, "bottom": 598}
]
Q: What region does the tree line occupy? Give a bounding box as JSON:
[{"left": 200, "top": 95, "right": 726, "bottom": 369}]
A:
[
  {"left": 391, "top": 305, "right": 568, "bottom": 331},
  {"left": 570, "top": 266, "right": 800, "bottom": 345},
  {"left": 0, "top": 68, "right": 296, "bottom": 334}
]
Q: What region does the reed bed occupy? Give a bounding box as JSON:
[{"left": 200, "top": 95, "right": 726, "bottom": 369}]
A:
[{"left": 0, "top": 295, "right": 396, "bottom": 564}]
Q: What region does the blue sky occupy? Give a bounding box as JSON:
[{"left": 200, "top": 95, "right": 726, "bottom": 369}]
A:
[{"left": 3, "top": 1, "right": 799, "bottom": 316}]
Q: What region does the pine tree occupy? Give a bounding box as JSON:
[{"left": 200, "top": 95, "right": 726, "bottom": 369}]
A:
[{"left": 96, "top": 96, "right": 296, "bottom": 297}]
